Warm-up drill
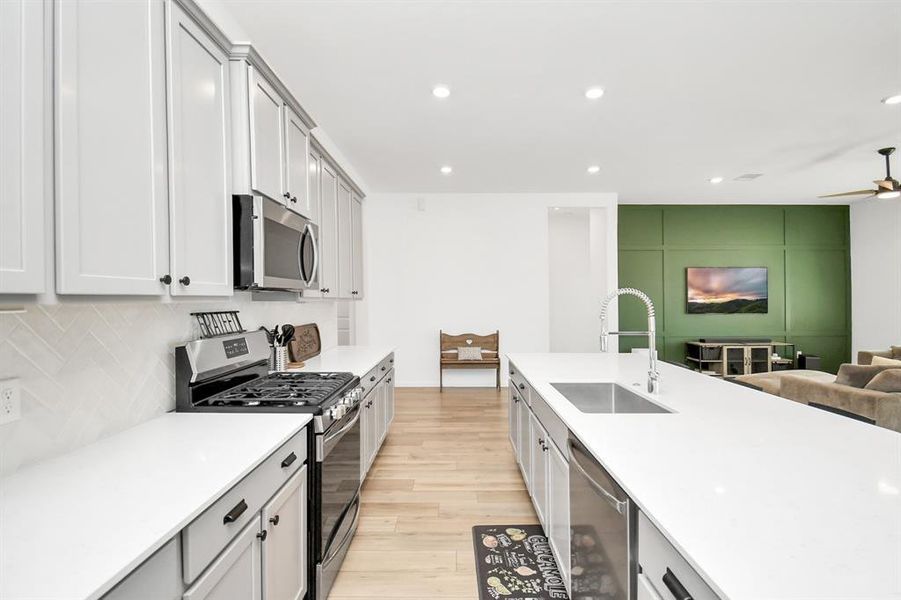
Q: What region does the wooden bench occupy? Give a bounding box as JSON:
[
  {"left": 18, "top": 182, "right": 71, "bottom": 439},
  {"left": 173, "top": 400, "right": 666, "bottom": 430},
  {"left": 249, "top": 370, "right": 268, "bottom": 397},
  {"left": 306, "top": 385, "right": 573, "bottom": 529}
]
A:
[{"left": 439, "top": 330, "right": 500, "bottom": 391}]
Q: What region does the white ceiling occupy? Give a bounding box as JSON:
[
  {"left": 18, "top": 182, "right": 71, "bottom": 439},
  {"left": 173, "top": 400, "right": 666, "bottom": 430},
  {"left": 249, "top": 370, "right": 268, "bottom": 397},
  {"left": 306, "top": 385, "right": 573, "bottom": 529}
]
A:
[{"left": 220, "top": 0, "right": 901, "bottom": 202}]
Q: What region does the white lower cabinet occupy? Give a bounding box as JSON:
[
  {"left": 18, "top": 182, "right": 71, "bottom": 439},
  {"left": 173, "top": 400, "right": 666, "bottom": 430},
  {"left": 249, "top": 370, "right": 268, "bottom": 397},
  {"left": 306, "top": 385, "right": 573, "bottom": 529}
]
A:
[
  {"left": 360, "top": 358, "right": 396, "bottom": 481},
  {"left": 261, "top": 467, "right": 307, "bottom": 600},
  {"left": 103, "top": 537, "right": 184, "bottom": 600},
  {"left": 103, "top": 429, "right": 308, "bottom": 600},
  {"left": 184, "top": 517, "right": 263, "bottom": 600},
  {"left": 508, "top": 363, "right": 570, "bottom": 591},
  {"left": 529, "top": 411, "right": 549, "bottom": 525},
  {"left": 637, "top": 574, "right": 664, "bottom": 600},
  {"left": 638, "top": 511, "right": 719, "bottom": 600},
  {"left": 517, "top": 395, "right": 532, "bottom": 490},
  {"left": 547, "top": 440, "right": 570, "bottom": 590}
]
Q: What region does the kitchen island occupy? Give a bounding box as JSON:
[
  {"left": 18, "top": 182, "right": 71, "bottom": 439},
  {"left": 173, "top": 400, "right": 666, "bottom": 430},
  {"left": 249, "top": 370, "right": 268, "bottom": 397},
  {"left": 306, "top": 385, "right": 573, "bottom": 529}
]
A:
[{"left": 507, "top": 352, "right": 901, "bottom": 600}]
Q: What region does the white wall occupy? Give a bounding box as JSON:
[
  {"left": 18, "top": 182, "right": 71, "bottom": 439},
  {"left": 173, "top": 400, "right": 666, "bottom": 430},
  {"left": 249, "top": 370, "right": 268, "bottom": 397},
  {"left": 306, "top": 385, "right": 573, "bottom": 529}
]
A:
[
  {"left": 357, "top": 193, "right": 617, "bottom": 387},
  {"left": 548, "top": 208, "right": 613, "bottom": 352},
  {"left": 0, "top": 295, "right": 338, "bottom": 474},
  {"left": 850, "top": 200, "right": 901, "bottom": 357}
]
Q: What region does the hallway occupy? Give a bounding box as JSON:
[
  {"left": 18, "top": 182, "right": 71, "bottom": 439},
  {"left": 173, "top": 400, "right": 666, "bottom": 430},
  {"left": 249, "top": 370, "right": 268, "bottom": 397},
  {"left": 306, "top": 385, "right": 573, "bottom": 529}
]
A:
[{"left": 329, "top": 387, "right": 538, "bottom": 599}]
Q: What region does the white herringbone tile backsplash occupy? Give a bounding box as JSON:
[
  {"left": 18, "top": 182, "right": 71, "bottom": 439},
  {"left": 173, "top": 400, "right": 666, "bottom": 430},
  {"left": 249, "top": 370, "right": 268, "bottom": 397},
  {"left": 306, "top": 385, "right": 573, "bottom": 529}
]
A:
[{"left": 0, "top": 295, "right": 338, "bottom": 475}]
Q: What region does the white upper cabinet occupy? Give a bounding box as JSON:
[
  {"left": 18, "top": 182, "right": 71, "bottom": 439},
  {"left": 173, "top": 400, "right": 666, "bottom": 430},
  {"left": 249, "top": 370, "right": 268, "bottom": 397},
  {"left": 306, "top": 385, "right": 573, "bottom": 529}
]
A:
[
  {"left": 283, "top": 107, "right": 310, "bottom": 217},
  {"left": 55, "top": 0, "right": 170, "bottom": 295},
  {"left": 165, "top": 0, "right": 232, "bottom": 296},
  {"left": 248, "top": 69, "right": 284, "bottom": 203},
  {"left": 318, "top": 161, "right": 339, "bottom": 297},
  {"left": 336, "top": 180, "right": 353, "bottom": 298},
  {"left": 0, "top": 0, "right": 47, "bottom": 294},
  {"left": 306, "top": 149, "right": 321, "bottom": 225},
  {"left": 351, "top": 193, "right": 363, "bottom": 299}
]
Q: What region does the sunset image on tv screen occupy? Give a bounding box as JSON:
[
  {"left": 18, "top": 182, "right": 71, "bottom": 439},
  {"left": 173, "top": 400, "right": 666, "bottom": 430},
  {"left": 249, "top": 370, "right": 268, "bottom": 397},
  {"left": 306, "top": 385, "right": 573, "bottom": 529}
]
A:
[{"left": 686, "top": 267, "right": 768, "bottom": 314}]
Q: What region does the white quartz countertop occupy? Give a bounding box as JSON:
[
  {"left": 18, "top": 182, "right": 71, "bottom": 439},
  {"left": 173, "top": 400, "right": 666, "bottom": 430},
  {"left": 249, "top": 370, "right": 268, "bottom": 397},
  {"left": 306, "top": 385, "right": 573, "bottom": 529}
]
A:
[
  {"left": 290, "top": 345, "right": 394, "bottom": 377},
  {"left": 507, "top": 352, "right": 901, "bottom": 600},
  {"left": 0, "top": 412, "right": 312, "bottom": 600}
]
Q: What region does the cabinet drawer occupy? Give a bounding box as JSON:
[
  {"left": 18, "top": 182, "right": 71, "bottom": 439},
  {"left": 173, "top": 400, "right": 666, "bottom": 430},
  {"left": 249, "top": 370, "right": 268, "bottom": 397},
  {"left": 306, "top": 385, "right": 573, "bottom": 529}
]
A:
[
  {"left": 638, "top": 512, "right": 719, "bottom": 600},
  {"left": 530, "top": 391, "right": 568, "bottom": 456},
  {"left": 508, "top": 364, "right": 529, "bottom": 405},
  {"left": 182, "top": 428, "right": 307, "bottom": 584},
  {"left": 360, "top": 353, "right": 394, "bottom": 397}
]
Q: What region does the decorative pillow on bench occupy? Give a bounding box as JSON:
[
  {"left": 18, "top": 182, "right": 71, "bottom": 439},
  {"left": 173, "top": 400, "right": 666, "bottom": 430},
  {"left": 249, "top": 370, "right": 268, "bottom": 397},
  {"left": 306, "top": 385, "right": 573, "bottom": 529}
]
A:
[
  {"left": 865, "top": 369, "right": 901, "bottom": 394},
  {"left": 457, "top": 346, "right": 482, "bottom": 360}
]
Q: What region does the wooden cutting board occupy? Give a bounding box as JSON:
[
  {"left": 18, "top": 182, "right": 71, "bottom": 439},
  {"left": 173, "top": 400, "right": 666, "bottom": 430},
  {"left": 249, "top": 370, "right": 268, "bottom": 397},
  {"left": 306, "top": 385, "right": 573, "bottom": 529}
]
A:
[{"left": 288, "top": 322, "right": 321, "bottom": 363}]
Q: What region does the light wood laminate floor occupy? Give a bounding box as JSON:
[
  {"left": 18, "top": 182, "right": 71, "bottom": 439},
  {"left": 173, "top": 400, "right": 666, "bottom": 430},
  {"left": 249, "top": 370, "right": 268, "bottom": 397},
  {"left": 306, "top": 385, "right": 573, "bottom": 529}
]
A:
[{"left": 329, "top": 387, "right": 537, "bottom": 600}]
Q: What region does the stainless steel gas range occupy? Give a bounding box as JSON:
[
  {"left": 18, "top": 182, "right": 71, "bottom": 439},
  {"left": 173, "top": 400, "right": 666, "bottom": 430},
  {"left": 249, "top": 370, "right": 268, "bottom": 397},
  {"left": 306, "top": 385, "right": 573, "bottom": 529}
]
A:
[{"left": 175, "top": 330, "right": 363, "bottom": 600}]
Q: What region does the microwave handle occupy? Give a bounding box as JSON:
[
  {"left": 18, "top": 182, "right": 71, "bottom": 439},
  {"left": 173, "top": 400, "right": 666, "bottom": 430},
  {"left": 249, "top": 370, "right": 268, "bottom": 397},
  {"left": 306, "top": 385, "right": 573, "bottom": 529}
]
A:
[{"left": 300, "top": 223, "right": 319, "bottom": 288}]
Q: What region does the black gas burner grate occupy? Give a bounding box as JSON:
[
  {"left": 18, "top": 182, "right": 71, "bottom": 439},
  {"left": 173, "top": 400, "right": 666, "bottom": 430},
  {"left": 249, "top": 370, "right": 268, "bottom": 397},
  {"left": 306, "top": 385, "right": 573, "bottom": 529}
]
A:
[{"left": 203, "top": 371, "right": 356, "bottom": 407}]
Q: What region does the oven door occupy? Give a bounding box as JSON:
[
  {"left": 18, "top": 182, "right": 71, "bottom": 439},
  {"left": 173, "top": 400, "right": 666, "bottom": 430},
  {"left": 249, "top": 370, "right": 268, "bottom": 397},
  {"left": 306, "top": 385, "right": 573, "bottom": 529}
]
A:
[
  {"left": 318, "top": 403, "right": 362, "bottom": 554},
  {"left": 257, "top": 197, "right": 314, "bottom": 291}
]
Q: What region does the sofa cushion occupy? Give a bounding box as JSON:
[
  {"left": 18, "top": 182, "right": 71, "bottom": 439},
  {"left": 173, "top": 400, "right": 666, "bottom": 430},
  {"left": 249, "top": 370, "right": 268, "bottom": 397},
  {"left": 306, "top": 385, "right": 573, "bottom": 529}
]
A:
[
  {"left": 872, "top": 355, "right": 901, "bottom": 367},
  {"left": 834, "top": 364, "right": 900, "bottom": 388},
  {"left": 864, "top": 369, "right": 901, "bottom": 393}
]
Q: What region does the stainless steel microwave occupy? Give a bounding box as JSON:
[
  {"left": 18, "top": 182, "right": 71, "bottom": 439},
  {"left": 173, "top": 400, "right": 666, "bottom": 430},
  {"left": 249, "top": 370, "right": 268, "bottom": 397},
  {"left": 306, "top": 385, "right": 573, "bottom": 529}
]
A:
[{"left": 233, "top": 195, "right": 319, "bottom": 292}]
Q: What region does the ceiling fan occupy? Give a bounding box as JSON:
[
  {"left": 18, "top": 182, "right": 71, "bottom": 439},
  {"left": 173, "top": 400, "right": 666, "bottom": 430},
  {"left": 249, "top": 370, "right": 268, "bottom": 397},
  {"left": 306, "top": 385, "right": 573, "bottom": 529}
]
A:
[{"left": 820, "top": 147, "right": 901, "bottom": 200}]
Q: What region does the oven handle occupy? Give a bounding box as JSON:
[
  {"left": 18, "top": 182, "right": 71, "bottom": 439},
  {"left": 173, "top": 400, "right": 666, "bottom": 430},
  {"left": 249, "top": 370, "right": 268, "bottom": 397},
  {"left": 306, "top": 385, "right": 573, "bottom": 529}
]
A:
[
  {"left": 322, "top": 495, "right": 360, "bottom": 568},
  {"left": 317, "top": 404, "right": 361, "bottom": 462}
]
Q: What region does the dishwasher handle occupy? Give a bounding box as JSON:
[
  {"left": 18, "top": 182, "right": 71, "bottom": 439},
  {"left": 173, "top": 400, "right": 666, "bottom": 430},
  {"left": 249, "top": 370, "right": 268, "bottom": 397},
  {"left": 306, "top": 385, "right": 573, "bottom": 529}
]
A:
[{"left": 569, "top": 439, "right": 628, "bottom": 515}]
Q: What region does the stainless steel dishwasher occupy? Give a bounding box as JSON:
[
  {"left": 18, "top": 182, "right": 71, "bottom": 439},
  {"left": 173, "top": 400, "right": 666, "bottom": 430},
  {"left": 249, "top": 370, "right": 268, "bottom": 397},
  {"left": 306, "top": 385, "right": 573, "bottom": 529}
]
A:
[{"left": 569, "top": 435, "right": 636, "bottom": 600}]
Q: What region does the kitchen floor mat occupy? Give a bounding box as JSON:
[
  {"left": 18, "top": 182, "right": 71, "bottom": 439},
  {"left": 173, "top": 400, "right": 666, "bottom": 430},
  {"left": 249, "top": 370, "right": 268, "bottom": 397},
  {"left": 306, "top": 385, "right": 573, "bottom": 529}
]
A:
[{"left": 472, "top": 525, "right": 568, "bottom": 600}]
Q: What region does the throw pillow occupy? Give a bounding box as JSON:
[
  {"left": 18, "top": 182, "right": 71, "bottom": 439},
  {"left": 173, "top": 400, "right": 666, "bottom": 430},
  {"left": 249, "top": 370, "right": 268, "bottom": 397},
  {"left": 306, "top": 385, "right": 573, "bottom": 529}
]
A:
[
  {"left": 872, "top": 355, "right": 901, "bottom": 367},
  {"left": 864, "top": 369, "right": 901, "bottom": 393},
  {"left": 892, "top": 346, "right": 901, "bottom": 359},
  {"left": 835, "top": 364, "right": 901, "bottom": 388},
  {"left": 458, "top": 346, "right": 482, "bottom": 360}
]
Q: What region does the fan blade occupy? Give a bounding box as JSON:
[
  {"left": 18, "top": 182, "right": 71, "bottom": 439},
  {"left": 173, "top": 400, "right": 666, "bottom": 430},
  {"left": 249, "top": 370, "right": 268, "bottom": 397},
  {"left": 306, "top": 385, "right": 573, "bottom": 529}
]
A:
[
  {"left": 818, "top": 189, "right": 877, "bottom": 198},
  {"left": 874, "top": 179, "right": 894, "bottom": 190}
]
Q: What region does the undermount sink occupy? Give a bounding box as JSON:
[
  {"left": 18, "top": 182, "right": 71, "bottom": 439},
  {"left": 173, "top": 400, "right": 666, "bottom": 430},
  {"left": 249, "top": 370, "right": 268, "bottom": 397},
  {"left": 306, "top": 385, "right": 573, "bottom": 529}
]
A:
[{"left": 551, "top": 382, "right": 672, "bottom": 414}]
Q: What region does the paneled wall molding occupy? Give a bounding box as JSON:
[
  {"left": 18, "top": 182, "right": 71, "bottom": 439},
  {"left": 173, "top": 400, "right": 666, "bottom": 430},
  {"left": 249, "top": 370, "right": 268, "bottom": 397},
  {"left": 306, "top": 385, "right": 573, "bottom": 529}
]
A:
[{"left": 618, "top": 205, "right": 851, "bottom": 372}]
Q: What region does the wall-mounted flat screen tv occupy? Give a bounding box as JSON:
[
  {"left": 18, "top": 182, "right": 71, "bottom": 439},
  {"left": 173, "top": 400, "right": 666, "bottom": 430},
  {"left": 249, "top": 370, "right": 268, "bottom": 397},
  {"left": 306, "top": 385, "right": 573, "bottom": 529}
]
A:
[{"left": 686, "top": 267, "right": 768, "bottom": 314}]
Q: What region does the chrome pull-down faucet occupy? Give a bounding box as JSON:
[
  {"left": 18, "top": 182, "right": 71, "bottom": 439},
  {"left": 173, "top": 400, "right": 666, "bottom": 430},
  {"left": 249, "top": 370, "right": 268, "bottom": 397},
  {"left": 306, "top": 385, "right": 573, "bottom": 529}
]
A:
[{"left": 599, "top": 287, "right": 659, "bottom": 394}]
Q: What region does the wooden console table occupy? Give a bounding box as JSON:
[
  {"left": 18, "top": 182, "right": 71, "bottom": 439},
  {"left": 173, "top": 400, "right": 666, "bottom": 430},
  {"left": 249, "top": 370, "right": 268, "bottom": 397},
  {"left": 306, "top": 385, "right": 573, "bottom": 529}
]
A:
[{"left": 685, "top": 341, "right": 796, "bottom": 378}]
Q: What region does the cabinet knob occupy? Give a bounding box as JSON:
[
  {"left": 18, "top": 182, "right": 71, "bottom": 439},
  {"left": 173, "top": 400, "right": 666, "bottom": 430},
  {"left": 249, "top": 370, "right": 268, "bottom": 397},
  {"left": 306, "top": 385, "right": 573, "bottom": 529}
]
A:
[
  {"left": 519, "top": 384, "right": 525, "bottom": 390},
  {"left": 269, "top": 515, "right": 280, "bottom": 526},
  {"left": 320, "top": 288, "right": 330, "bottom": 294},
  {"left": 291, "top": 196, "right": 298, "bottom": 203},
  {"left": 159, "top": 274, "right": 172, "bottom": 285},
  {"left": 283, "top": 192, "right": 290, "bottom": 199},
  {"left": 179, "top": 276, "right": 191, "bottom": 286},
  {"left": 370, "top": 376, "right": 376, "bottom": 382},
  {"left": 381, "top": 367, "right": 386, "bottom": 372},
  {"left": 257, "top": 529, "right": 268, "bottom": 541}
]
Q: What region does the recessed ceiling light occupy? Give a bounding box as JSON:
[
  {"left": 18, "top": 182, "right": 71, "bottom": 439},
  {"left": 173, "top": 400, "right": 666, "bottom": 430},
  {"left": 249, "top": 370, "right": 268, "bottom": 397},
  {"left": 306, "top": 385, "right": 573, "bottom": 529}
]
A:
[
  {"left": 709, "top": 176, "right": 724, "bottom": 184},
  {"left": 440, "top": 165, "right": 453, "bottom": 175},
  {"left": 432, "top": 85, "right": 451, "bottom": 99},
  {"left": 585, "top": 87, "right": 605, "bottom": 100},
  {"left": 881, "top": 94, "right": 901, "bottom": 105},
  {"left": 587, "top": 165, "right": 601, "bottom": 174}
]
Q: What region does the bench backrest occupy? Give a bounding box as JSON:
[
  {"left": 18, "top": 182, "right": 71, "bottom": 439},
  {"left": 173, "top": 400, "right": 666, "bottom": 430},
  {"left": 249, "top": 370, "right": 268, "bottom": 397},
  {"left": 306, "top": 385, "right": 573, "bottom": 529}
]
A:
[{"left": 440, "top": 330, "right": 499, "bottom": 354}]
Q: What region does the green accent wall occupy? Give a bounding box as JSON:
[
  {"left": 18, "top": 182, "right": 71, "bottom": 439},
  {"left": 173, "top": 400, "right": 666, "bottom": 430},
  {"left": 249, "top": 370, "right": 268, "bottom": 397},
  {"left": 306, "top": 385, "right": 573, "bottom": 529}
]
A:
[{"left": 618, "top": 205, "right": 851, "bottom": 373}]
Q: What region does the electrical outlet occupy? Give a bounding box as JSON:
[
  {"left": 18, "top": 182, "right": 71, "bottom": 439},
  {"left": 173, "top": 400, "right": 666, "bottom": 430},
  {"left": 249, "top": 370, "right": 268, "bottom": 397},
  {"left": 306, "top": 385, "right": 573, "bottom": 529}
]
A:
[{"left": 0, "top": 378, "right": 22, "bottom": 425}]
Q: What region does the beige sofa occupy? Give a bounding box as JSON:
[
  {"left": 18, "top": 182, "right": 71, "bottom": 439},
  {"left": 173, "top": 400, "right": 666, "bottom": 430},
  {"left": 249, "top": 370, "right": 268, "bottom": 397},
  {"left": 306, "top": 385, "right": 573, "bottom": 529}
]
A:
[{"left": 736, "top": 347, "right": 901, "bottom": 433}]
